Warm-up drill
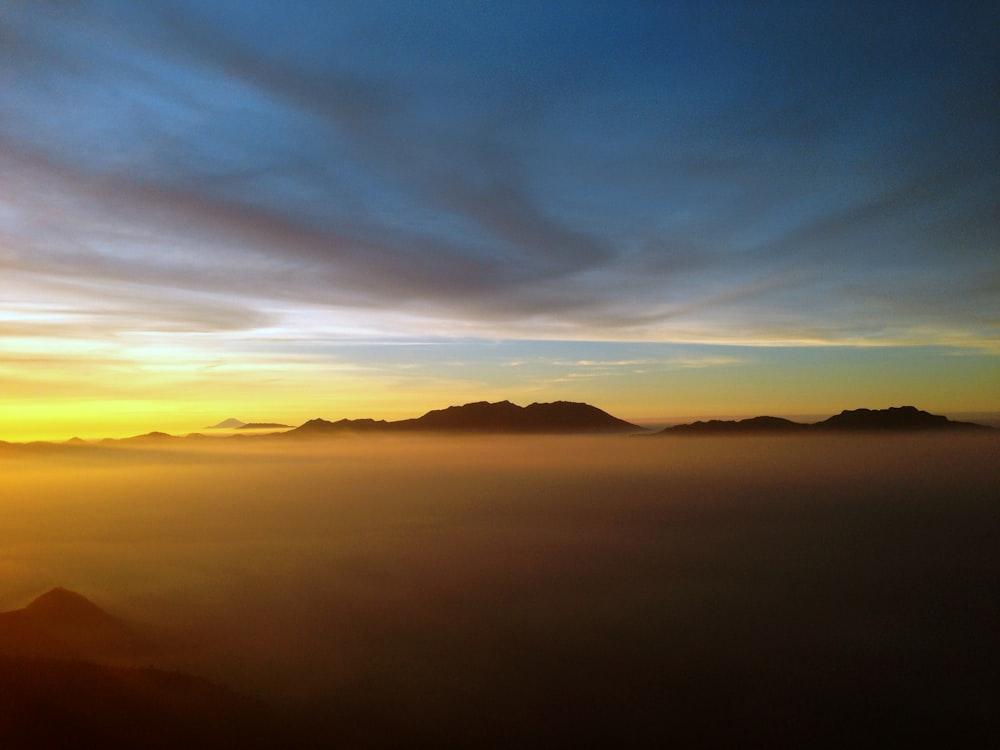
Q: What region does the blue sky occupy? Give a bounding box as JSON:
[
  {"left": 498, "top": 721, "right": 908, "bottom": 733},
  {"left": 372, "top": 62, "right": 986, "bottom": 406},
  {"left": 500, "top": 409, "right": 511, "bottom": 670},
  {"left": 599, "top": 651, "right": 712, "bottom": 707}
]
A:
[{"left": 0, "top": 1, "right": 997, "bottom": 435}]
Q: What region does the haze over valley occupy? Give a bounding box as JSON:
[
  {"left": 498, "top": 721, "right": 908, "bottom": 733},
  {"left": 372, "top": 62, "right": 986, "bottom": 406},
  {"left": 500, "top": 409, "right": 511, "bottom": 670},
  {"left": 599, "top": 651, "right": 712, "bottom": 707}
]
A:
[{"left": 2, "top": 428, "right": 998, "bottom": 747}]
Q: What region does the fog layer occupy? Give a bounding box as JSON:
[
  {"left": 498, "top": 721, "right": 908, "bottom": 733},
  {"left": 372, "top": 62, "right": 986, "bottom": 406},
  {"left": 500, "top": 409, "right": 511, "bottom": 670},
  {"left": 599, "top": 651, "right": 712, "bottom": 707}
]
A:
[{"left": 2, "top": 434, "right": 998, "bottom": 745}]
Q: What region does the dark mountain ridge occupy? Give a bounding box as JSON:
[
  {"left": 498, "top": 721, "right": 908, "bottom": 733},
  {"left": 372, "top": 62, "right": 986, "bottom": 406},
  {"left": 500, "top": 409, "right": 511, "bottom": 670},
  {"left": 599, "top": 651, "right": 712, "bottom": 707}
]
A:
[
  {"left": 817, "top": 405, "right": 978, "bottom": 430},
  {"left": 288, "top": 400, "right": 643, "bottom": 436},
  {"left": 664, "top": 415, "right": 811, "bottom": 434},
  {"left": 660, "top": 406, "right": 992, "bottom": 434}
]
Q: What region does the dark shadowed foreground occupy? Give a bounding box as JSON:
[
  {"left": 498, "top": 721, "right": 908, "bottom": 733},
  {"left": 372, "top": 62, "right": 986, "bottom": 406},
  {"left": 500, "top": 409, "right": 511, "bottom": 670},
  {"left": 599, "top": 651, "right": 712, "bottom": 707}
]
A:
[{"left": 1, "top": 433, "right": 998, "bottom": 747}]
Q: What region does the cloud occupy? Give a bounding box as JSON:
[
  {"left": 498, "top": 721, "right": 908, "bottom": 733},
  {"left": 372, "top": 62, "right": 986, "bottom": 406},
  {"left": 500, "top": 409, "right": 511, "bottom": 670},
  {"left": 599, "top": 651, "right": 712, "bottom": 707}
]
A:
[{"left": 0, "top": 1, "right": 996, "bottom": 349}]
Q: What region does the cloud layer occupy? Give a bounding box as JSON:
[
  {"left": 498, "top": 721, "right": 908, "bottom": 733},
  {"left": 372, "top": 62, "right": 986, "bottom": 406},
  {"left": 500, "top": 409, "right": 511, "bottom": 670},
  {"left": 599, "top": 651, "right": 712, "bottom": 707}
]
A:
[{"left": 1, "top": 1, "right": 996, "bottom": 347}]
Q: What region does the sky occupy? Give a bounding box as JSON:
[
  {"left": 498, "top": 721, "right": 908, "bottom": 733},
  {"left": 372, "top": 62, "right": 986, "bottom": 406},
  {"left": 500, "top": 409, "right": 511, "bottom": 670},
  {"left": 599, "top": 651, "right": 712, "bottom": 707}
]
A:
[{"left": 1, "top": 0, "right": 998, "bottom": 440}]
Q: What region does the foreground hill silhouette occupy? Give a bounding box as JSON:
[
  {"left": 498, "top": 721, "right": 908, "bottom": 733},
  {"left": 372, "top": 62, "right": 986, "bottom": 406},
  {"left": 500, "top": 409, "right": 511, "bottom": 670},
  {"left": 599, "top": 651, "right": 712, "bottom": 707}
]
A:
[
  {"left": 660, "top": 406, "right": 992, "bottom": 434},
  {"left": 0, "top": 588, "right": 149, "bottom": 663},
  {"left": 0, "top": 589, "right": 294, "bottom": 749},
  {"left": 0, "top": 656, "right": 292, "bottom": 750},
  {"left": 291, "top": 400, "right": 643, "bottom": 436}
]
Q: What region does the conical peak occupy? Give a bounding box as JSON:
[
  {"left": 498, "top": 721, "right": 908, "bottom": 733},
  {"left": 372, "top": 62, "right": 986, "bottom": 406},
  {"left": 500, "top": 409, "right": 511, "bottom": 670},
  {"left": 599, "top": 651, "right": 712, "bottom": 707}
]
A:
[{"left": 24, "top": 587, "right": 112, "bottom": 623}]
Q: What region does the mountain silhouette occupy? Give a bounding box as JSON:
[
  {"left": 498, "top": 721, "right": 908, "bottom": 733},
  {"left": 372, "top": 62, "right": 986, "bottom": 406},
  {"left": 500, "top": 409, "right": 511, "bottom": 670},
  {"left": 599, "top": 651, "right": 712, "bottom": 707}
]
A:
[
  {"left": 24, "top": 587, "right": 118, "bottom": 625},
  {"left": 288, "top": 400, "right": 643, "bottom": 436},
  {"left": 816, "top": 405, "right": 989, "bottom": 431},
  {"left": 661, "top": 416, "right": 811, "bottom": 434},
  {"left": 659, "top": 406, "right": 992, "bottom": 434},
  {"left": 13, "top": 403, "right": 992, "bottom": 446},
  {"left": 109, "top": 431, "right": 178, "bottom": 444},
  {"left": 0, "top": 588, "right": 149, "bottom": 663},
  {"left": 394, "top": 399, "right": 527, "bottom": 431},
  {"left": 205, "top": 418, "right": 246, "bottom": 429},
  {"left": 291, "top": 417, "right": 391, "bottom": 435}
]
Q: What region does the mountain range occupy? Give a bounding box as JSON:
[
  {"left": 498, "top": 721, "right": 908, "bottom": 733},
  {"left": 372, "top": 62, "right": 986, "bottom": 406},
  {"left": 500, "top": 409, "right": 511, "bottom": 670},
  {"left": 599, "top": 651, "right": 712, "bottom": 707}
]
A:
[
  {"left": 1, "top": 403, "right": 994, "bottom": 450},
  {"left": 290, "top": 400, "right": 642, "bottom": 436},
  {"left": 205, "top": 403, "right": 996, "bottom": 438},
  {"left": 658, "top": 406, "right": 992, "bottom": 434}
]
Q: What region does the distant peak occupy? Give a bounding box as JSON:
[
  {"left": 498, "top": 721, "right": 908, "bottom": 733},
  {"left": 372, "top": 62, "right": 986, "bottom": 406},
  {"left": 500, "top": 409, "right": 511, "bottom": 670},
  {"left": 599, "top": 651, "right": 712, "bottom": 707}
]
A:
[
  {"left": 205, "top": 418, "right": 246, "bottom": 429},
  {"left": 24, "top": 587, "right": 112, "bottom": 623},
  {"left": 29, "top": 586, "right": 90, "bottom": 605},
  {"left": 115, "top": 431, "right": 178, "bottom": 444}
]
